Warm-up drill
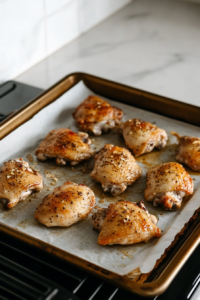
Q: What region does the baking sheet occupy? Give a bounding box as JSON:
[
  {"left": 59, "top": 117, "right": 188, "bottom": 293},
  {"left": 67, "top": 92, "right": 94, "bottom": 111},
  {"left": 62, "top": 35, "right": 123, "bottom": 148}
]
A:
[{"left": 0, "top": 81, "right": 200, "bottom": 276}]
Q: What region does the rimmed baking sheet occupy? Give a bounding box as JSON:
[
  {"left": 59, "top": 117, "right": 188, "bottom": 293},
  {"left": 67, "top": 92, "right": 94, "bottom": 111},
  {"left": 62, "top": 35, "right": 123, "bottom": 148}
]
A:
[{"left": 1, "top": 80, "right": 200, "bottom": 276}]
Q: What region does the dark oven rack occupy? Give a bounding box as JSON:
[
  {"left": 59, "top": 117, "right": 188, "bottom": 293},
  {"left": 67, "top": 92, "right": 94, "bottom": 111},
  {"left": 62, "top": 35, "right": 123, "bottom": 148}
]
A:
[{"left": 1, "top": 229, "right": 200, "bottom": 300}]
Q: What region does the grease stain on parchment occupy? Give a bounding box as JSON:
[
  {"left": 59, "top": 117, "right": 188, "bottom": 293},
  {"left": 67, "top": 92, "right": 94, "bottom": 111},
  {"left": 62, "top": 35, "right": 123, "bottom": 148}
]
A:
[
  {"left": 2, "top": 210, "right": 11, "bottom": 220},
  {"left": 17, "top": 219, "right": 35, "bottom": 229},
  {"left": 117, "top": 248, "right": 134, "bottom": 259},
  {"left": 136, "top": 143, "right": 178, "bottom": 168}
]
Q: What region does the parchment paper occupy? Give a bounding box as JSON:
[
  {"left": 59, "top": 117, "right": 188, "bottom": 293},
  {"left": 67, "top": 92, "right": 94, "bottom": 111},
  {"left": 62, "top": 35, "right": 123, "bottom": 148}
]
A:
[{"left": 0, "top": 81, "right": 200, "bottom": 275}]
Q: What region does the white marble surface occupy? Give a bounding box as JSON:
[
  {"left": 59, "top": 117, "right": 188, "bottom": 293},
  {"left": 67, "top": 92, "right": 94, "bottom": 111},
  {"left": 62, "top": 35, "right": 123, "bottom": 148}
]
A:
[
  {"left": 0, "top": 0, "right": 130, "bottom": 83},
  {"left": 0, "top": 0, "right": 46, "bottom": 83},
  {"left": 45, "top": 0, "right": 131, "bottom": 56},
  {"left": 45, "top": 0, "right": 73, "bottom": 16},
  {"left": 17, "top": 0, "right": 200, "bottom": 107},
  {"left": 77, "top": 0, "right": 132, "bottom": 34},
  {"left": 46, "top": 0, "right": 80, "bottom": 56}
]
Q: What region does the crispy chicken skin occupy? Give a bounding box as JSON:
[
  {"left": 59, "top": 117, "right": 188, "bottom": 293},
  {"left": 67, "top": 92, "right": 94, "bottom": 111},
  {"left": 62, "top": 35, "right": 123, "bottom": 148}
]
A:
[
  {"left": 90, "top": 144, "right": 142, "bottom": 196},
  {"left": 35, "top": 181, "right": 96, "bottom": 227},
  {"left": 73, "top": 95, "right": 123, "bottom": 135},
  {"left": 144, "top": 162, "right": 193, "bottom": 210},
  {"left": 36, "top": 129, "right": 93, "bottom": 166},
  {"left": 119, "top": 119, "right": 168, "bottom": 157},
  {"left": 0, "top": 158, "right": 43, "bottom": 209},
  {"left": 92, "top": 201, "right": 161, "bottom": 245},
  {"left": 171, "top": 131, "right": 200, "bottom": 172}
]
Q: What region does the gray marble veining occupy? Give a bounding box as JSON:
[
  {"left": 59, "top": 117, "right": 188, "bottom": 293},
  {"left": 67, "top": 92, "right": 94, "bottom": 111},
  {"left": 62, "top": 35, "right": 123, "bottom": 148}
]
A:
[{"left": 17, "top": 0, "right": 200, "bottom": 106}]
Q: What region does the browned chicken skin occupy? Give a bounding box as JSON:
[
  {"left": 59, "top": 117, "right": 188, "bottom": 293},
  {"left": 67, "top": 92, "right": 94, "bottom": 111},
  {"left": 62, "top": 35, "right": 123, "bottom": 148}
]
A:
[
  {"left": 36, "top": 129, "right": 93, "bottom": 166},
  {"left": 73, "top": 95, "right": 123, "bottom": 135},
  {"left": 171, "top": 131, "right": 200, "bottom": 172},
  {"left": 120, "top": 119, "right": 168, "bottom": 157},
  {"left": 90, "top": 144, "right": 142, "bottom": 196},
  {"left": 145, "top": 162, "right": 193, "bottom": 210},
  {"left": 0, "top": 158, "right": 43, "bottom": 209},
  {"left": 92, "top": 201, "right": 161, "bottom": 245},
  {"left": 35, "top": 181, "right": 96, "bottom": 227}
]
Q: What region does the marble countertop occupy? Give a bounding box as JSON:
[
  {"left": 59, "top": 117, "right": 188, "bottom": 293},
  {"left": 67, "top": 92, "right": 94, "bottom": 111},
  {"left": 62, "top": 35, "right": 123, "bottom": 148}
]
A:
[{"left": 17, "top": 0, "right": 200, "bottom": 106}]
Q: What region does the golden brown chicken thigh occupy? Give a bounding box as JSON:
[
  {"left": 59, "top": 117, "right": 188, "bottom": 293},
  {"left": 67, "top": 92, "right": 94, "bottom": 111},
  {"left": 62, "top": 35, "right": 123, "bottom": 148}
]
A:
[
  {"left": 92, "top": 201, "right": 161, "bottom": 245},
  {"left": 144, "top": 162, "right": 193, "bottom": 210},
  {"left": 0, "top": 158, "right": 43, "bottom": 209},
  {"left": 171, "top": 131, "right": 200, "bottom": 172},
  {"left": 90, "top": 144, "right": 142, "bottom": 196},
  {"left": 120, "top": 119, "right": 168, "bottom": 157},
  {"left": 36, "top": 129, "right": 93, "bottom": 166},
  {"left": 73, "top": 95, "right": 123, "bottom": 135},
  {"left": 35, "top": 181, "right": 96, "bottom": 227}
]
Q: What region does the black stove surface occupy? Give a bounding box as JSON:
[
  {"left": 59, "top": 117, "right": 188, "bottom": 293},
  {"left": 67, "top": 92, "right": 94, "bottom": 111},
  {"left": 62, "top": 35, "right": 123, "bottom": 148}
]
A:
[
  {"left": 0, "top": 81, "right": 200, "bottom": 300},
  {"left": 0, "top": 81, "right": 43, "bottom": 122},
  {"left": 1, "top": 223, "right": 200, "bottom": 300}
]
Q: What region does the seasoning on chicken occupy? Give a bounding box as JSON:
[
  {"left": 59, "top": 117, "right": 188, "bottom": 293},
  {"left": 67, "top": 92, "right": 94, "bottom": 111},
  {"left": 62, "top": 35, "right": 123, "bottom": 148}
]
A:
[
  {"left": 35, "top": 181, "right": 96, "bottom": 227},
  {"left": 36, "top": 128, "right": 93, "bottom": 166},
  {"left": 144, "top": 162, "right": 193, "bottom": 210},
  {"left": 73, "top": 95, "right": 123, "bottom": 135},
  {"left": 171, "top": 131, "right": 200, "bottom": 172},
  {"left": 0, "top": 158, "right": 43, "bottom": 209},
  {"left": 119, "top": 119, "right": 168, "bottom": 157},
  {"left": 92, "top": 201, "right": 161, "bottom": 245},
  {"left": 90, "top": 144, "right": 142, "bottom": 196}
]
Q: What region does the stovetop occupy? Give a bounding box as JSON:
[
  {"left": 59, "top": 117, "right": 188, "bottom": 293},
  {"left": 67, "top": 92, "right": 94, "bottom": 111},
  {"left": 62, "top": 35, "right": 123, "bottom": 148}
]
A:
[{"left": 0, "top": 81, "right": 200, "bottom": 300}]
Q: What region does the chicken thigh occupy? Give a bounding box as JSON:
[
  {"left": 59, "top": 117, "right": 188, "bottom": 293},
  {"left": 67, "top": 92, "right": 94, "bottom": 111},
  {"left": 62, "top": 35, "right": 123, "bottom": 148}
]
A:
[
  {"left": 73, "top": 95, "right": 123, "bottom": 135},
  {"left": 92, "top": 201, "right": 161, "bottom": 245},
  {"left": 120, "top": 119, "right": 168, "bottom": 157},
  {"left": 144, "top": 162, "right": 193, "bottom": 210},
  {"left": 0, "top": 158, "right": 43, "bottom": 209},
  {"left": 36, "top": 129, "right": 93, "bottom": 166},
  {"left": 90, "top": 144, "right": 142, "bottom": 196},
  {"left": 171, "top": 131, "right": 200, "bottom": 172},
  {"left": 35, "top": 181, "right": 96, "bottom": 227}
]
